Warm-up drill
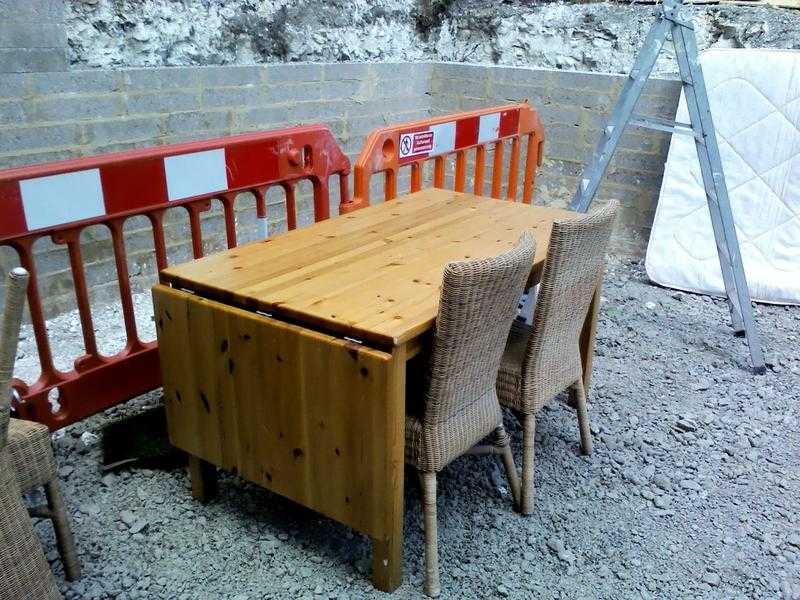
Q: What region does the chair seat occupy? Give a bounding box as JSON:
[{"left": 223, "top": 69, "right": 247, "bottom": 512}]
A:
[
  {"left": 496, "top": 319, "right": 531, "bottom": 412},
  {"left": 7, "top": 418, "right": 56, "bottom": 492},
  {"left": 404, "top": 391, "right": 504, "bottom": 473}
]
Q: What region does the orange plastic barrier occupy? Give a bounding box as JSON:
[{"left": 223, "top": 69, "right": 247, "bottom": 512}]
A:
[{"left": 340, "top": 102, "right": 544, "bottom": 213}]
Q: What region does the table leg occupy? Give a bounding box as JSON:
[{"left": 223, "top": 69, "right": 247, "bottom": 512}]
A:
[
  {"left": 188, "top": 455, "right": 218, "bottom": 503},
  {"left": 372, "top": 532, "right": 403, "bottom": 592},
  {"left": 371, "top": 344, "right": 407, "bottom": 593},
  {"left": 579, "top": 280, "right": 602, "bottom": 394}
]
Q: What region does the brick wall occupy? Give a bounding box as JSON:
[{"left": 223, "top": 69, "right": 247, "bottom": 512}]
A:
[
  {"left": 0, "top": 62, "right": 435, "bottom": 317},
  {"left": 0, "top": 0, "right": 67, "bottom": 73},
  {"left": 0, "top": 60, "right": 680, "bottom": 317}
]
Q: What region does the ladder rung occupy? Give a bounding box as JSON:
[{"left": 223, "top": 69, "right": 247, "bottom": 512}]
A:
[{"left": 629, "top": 114, "right": 702, "bottom": 142}]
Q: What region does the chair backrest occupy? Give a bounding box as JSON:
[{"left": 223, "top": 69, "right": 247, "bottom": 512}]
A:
[
  {"left": 524, "top": 201, "right": 618, "bottom": 399},
  {"left": 424, "top": 232, "right": 536, "bottom": 426},
  {"left": 341, "top": 103, "right": 545, "bottom": 213},
  {"left": 0, "top": 269, "right": 28, "bottom": 450},
  {"left": 0, "top": 126, "right": 350, "bottom": 430},
  {"left": 0, "top": 449, "right": 62, "bottom": 600}
]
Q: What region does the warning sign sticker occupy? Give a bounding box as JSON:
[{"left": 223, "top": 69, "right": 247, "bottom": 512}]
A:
[{"left": 398, "top": 131, "right": 434, "bottom": 159}]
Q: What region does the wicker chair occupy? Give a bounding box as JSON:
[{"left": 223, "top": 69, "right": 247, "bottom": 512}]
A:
[
  {"left": 0, "top": 268, "right": 62, "bottom": 599},
  {"left": 0, "top": 268, "right": 79, "bottom": 593},
  {"left": 496, "top": 201, "right": 618, "bottom": 515},
  {"left": 0, "top": 454, "right": 62, "bottom": 600},
  {"left": 406, "top": 232, "right": 535, "bottom": 597}
]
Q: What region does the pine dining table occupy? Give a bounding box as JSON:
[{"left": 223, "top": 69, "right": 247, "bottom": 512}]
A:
[{"left": 152, "top": 188, "right": 598, "bottom": 592}]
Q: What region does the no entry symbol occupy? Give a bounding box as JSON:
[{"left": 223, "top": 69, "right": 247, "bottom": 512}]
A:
[
  {"left": 399, "top": 131, "right": 434, "bottom": 159},
  {"left": 400, "top": 135, "right": 412, "bottom": 156}
]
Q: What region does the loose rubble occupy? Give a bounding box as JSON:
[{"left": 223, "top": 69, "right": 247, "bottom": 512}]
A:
[{"left": 17, "top": 259, "right": 800, "bottom": 599}]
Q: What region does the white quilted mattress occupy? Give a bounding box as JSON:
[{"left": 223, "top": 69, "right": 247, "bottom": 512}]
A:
[{"left": 645, "top": 48, "right": 800, "bottom": 305}]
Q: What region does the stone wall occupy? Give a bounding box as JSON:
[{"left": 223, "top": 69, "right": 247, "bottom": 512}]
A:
[
  {"left": 0, "top": 58, "right": 680, "bottom": 317},
  {"left": 57, "top": 0, "right": 800, "bottom": 76}
]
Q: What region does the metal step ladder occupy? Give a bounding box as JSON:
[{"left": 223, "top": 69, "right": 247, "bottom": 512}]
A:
[{"left": 570, "top": 0, "right": 766, "bottom": 374}]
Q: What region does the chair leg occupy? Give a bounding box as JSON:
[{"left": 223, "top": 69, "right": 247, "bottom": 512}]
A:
[
  {"left": 419, "top": 471, "right": 440, "bottom": 598},
  {"left": 44, "top": 478, "right": 81, "bottom": 581},
  {"left": 494, "top": 425, "right": 521, "bottom": 510},
  {"left": 520, "top": 413, "right": 536, "bottom": 515},
  {"left": 572, "top": 379, "right": 593, "bottom": 456}
]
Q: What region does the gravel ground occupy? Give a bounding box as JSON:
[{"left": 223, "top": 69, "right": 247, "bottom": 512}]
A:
[{"left": 16, "top": 259, "right": 800, "bottom": 600}]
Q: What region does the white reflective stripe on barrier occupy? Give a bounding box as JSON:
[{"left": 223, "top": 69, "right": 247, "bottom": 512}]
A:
[
  {"left": 478, "top": 112, "right": 501, "bottom": 144},
  {"left": 164, "top": 149, "right": 228, "bottom": 201},
  {"left": 20, "top": 169, "right": 105, "bottom": 230}
]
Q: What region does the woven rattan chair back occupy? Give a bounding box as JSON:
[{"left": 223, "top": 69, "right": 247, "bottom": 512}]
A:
[
  {"left": 424, "top": 232, "right": 536, "bottom": 428},
  {"left": 0, "top": 453, "right": 62, "bottom": 600},
  {"left": 0, "top": 268, "right": 62, "bottom": 599},
  {"left": 0, "top": 268, "right": 28, "bottom": 451},
  {"left": 522, "top": 200, "right": 618, "bottom": 410}
]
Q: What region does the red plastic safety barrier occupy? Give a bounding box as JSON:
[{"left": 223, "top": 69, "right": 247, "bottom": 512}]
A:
[
  {"left": 0, "top": 126, "right": 350, "bottom": 430},
  {"left": 340, "top": 102, "right": 545, "bottom": 213}
]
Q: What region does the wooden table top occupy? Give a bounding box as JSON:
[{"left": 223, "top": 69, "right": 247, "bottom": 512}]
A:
[{"left": 160, "top": 189, "right": 578, "bottom": 348}]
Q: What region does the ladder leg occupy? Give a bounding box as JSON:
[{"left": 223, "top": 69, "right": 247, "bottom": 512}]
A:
[
  {"left": 671, "top": 19, "right": 765, "bottom": 373},
  {"left": 570, "top": 17, "right": 671, "bottom": 212},
  {"left": 670, "top": 24, "right": 744, "bottom": 335}
]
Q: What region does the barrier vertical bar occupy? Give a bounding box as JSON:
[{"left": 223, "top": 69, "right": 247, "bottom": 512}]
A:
[
  {"left": 507, "top": 138, "right": 520, "bottom": 201},
  {"left": 433, "top": 157, "right": 445, "bottom": 188},
  {"left": 454, "top": 151, "right": 466, "bottom": 192},
  {"left": 58, "top": 231, "right": 100, "bottom": 361},
  {"left": 108, "top": 220, "right": 140, "bottom": 345},
  {"left": 522, "top": 134, "right": 537, "bottom": 204},
  {"left": 147, "top": 211, "right": 169, "bottom": 271},
  {"left": 15, "top": 242, "right": 58, "bottom": 380},
  {"left": 474, "top": 146, "right": 486, "bottom": 196},
  {"left": 220, "top": 193, "right": 238, "bottom": 249},
  {"left": 313, "top": 178, "right": 330, "bottom": 222},
  {"left": 410, "top": 163, "right": 422, "bottom": 193},
  {"left": 491, "top": 141, "right": 504, "bottom": 199}
]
